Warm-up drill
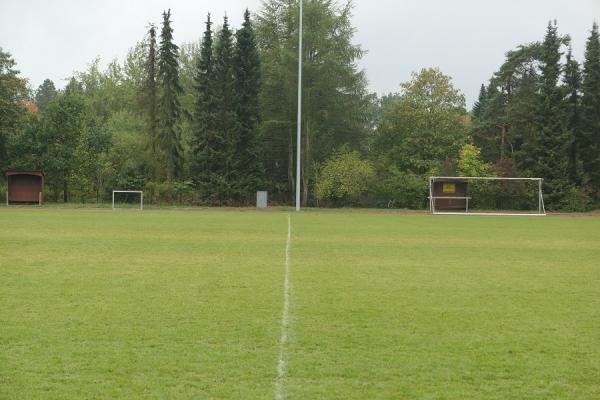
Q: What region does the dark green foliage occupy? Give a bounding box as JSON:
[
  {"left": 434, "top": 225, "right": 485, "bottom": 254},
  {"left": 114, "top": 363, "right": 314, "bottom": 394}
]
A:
[
  {"left": 257, "top": 0, "right": 370, "bottom": 205},
  {"left": 190, "top": 14, "right": 222, "bottom": 202},
  {"left": 211, "top": 17, "right": 239, "bottom": 203},
  {"left": 473, "top": 43, "right": 542, "bottom": 165},
  {"left": 39, "top": 87, "right": 87, "bottom": 201},
  {"left": 581, "top": 22, "right": 600, "bottom": 199},
  {"left": 3, "top": 11, "right": 600, "bottom": 211},
  {"left": 373, "top": 168, "right": 428, "bottom": 209},
  {"left": 472, "top": 84, "right": 487, "bottom": 120},
  {"left": 145, "top": 24, "right": 160, "bottom": 158},
  {"left": 0, "top": 48, "right": 27, "bottom": 170},
  {"left": 564, "top": 47, "right": 583, "bottom": 184},
  {"left": 191, "top": 15, "right": 240, "bottom": 205},
  {"left": 529, "top": 22, "right": 573, "bottom": 208},
  {"left": 157, "top": 9, "right": 184, "bottom": 181},
  {"left": 233, "top": 10, "right": 264, "bottom": 202},
  {"left": 35, "top": 79, "right": 58, "bottom": 113}
]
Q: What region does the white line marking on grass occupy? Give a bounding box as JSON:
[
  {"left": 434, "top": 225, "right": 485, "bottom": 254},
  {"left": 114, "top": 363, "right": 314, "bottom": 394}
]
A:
[{"left": 275, "top": 213, "right": 292, "bottom": 400}]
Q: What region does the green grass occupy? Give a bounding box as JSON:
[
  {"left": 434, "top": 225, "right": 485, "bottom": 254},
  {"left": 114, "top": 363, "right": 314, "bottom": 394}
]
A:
[{"left": 1, "top": 208, "right": 599, "bottom": 399}]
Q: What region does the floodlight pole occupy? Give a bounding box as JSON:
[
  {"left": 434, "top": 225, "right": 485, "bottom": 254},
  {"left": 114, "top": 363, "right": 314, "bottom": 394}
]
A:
[{"left": 295, "top": 0, "right": 303, "bottom": 212}]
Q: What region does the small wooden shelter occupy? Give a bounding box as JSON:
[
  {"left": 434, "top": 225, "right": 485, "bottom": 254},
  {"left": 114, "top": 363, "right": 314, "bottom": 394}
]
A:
[
  {"left": 430, "top": 178, "right": 468, "bottom": 210},
  {"left": 4, "top": 171, "right": 44, "bottom": 205}
]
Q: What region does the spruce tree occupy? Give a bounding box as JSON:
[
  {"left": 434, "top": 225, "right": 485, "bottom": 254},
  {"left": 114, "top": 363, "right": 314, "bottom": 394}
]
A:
[
  {"left": 191, "top": 14, "right": 223, "bottom": 202},
  {"left": 581, "top": 22, "right": 600, "bottom": 200},
  {"left": 472, "top": 84, "right": 487, "bottom": 120},
  {"left": 530, "top": 21, "right": 573, "bottom": 209},
  {"left": 212, "top": 16, "right": 238, "bottom": 203},
  {"left": 563, "top": 46, "right": 582, "bottom": 184},
  {"left": 157, "top": 9, "right": 184, "bottom": 182},
  {"left": 35, "top": 79, "right": 58, "bottom": 113},
  {"left": 146, "top": 24, "right": 160, "bottom": 158},
  {"left": 233, "top": 9, "right": 263, "bottom": 202}
]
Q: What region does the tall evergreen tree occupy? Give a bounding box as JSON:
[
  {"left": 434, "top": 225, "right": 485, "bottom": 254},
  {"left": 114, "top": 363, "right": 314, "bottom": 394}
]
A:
[
  {"left": 35, "top": 79, "right": 58, "bottom": 113},
  {"left": 145, "top": 24, "right": 159, "bottom": 158},
  {"left": 580, "top": 22, "right": 600, "bottom": 199},
  {"left": 530, "top": 21, "right": 573, "bottom": 208},
  {"left": 233, "top": 9, "right": 263, "bottom": 202},
  {"left": 211, "top": 16, "right": 238, "bottom": 202},
  {"left": 157, "top": 9, "right": 184, "bottom": 181},
  {"left": 563, "top": 46, "right": 582, "bottom": 184},
  {"left": 472, "top": 84, "right": 487, "bottom": 120},
  {"left": 474, "top": 43, "right": 542, "bottom": 167},
  {"left": 191, "top": 14, "right": 223, "bottom": 202}
]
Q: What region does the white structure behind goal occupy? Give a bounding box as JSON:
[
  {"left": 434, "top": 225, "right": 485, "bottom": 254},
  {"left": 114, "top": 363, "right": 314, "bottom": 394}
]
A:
[
  {"left": 429, "top": 177, "right": 546, "bottom": 217},
  {"left": 112, "top": 190, "right": 144, "bottom": 211}
]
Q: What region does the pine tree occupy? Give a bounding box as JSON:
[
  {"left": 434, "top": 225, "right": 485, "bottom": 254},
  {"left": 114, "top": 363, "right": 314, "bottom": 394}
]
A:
[
  {"left": 145, "top": 24, "right": 160, "bottom": 158},
  {"left": 233, "top": 9, "right": 263, "bottom": 202},
  {"left": 35, "top": 79, "right": 58, "bottom": 113},
  {"left": 191, "top": 14, "right": 223, "bottom": 202},
  {"left": 563, "top": 46, "right": 582, "bottom": 184},
  {"left": 212, "top": 16, "right": 238, "bottom": 203},
  {"left": 581, "top": 22, "right": 600, "bottom": 200},
  {"left": 530, "top": 21, "right": 573, "bottom": 209},
  {"left": 472, "top": 84, "right": 487, "bottom": 120},
  {"left": 157, "top": 9, "right": 184, "bottom": 182}
]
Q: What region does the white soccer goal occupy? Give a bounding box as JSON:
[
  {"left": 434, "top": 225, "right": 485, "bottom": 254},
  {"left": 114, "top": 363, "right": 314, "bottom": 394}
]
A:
[
  {"left": 112, "top": 190, "right": 144, "bottom": 211},
  {"left": 429, "top": 177, "right": 546, "bottom": 216}
]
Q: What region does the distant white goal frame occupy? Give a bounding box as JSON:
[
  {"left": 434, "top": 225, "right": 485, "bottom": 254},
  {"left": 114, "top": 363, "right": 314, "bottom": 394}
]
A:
[
  {"left": 429, "top": 177, "right": 546, "bottom": 217},
  {"left": 112, "top": 190, "right": 144, "bottom": 211}
]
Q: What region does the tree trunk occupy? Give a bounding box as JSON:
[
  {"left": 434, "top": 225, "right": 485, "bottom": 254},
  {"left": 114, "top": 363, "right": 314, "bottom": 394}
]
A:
[
  {"left": 500, "top": 125, "right": 507, "bottom": 161},
  {"left": 288, "top": 126, "right": 294, "bottom": 202},
  {"left": 63, "top": 174, "right": 68, "bottom": 203},
  {"left": 301, "top": 119, "right": 310, "bottom": 207}
]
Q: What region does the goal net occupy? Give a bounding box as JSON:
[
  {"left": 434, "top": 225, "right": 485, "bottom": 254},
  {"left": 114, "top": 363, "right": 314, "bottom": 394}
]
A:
[
  {"left": 429, "top": 177, "right": 546, "bottom": 216},
  {"left": 112, "top": 190, "right": 144, "bottom": 211}
]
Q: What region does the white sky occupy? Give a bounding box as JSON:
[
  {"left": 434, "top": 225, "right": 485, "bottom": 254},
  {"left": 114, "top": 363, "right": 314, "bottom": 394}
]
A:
[{"left": 0, "top": 0, "right": 598, "bottom": 106}]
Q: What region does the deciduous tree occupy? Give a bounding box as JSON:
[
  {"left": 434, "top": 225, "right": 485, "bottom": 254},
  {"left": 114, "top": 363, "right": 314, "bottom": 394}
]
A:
[
  {"left": 375, "top": 68, "right": 469, "bottom": 176},
  {"left": 0, "top": 48, "right": 27, "bottom": 169}
]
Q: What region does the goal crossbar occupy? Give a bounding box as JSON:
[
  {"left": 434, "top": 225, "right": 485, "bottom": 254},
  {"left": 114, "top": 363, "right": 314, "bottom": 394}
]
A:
[
  {"left": 112, "top": 190, "right": 144, "bottom": 211},
  {"left": 429, "top": 176, "right": 546, "bottom": 216}
]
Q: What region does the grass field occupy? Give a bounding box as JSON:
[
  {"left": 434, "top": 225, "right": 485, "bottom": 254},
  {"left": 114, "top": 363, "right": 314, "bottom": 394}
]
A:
[{"left": 1, "top": 208, "right": 599, "bottom": 399}]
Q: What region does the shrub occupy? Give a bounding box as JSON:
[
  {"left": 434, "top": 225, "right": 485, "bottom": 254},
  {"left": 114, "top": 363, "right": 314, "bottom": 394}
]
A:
[
  {"left": 373, "top": 168, "right": 428, "bottom": 209},
  {"left": 559, "top": 187, "right": 591, "bottom": 212},
  {"left": 315, "top": 151, "right": 375, "bottom": 206}
]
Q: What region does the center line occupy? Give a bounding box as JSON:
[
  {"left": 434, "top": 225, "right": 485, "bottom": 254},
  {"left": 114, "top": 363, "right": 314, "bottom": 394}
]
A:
[{"left": 275, "top": 213, "right": 292, "bottom": 400}]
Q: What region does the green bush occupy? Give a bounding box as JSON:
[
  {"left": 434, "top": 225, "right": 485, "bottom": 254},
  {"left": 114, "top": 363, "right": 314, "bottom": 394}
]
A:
[
  {"left": 373, "top": 169, "right": 428, "bottom": 209},
  {"left": 173, "top": 181, "right": 195, "bottom": 205},
  {"left": 315, "top": 151, "right": 375, "bottom": 206},
  {"left": 559, "top": 187, "right": 591, "bottom": 212}
]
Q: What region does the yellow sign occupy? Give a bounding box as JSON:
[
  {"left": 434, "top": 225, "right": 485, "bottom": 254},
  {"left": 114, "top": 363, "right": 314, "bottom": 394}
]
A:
[{"left": 443, "top": 183, "right": 456, "bottom": 193}]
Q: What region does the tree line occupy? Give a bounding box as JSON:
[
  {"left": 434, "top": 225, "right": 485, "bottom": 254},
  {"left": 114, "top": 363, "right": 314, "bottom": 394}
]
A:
[
  {"left": 0, "top": 1, "right": 599, "bottom": 211},
  {"left": 472, "top": 21, "right": 600, "bottom": 210}
]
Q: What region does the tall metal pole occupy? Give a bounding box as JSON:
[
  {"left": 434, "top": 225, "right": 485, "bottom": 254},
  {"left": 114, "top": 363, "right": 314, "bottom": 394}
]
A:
[{"left": 295, "top": 0, "right": 303, "bottom": 212}]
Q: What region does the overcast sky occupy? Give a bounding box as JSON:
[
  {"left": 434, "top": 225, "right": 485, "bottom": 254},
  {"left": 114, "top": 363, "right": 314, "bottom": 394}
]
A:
[{"left": 1, "top": 0, "right": 598, "bottom": 106}]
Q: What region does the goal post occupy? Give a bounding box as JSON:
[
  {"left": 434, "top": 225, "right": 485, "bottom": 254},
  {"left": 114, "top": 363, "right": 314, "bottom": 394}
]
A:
[
  {"left": 429, "top": 177, "right": 546, "bottom": 216},
  {"left": 112, "top": 190, "right": 144, "bottom": 211}
]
